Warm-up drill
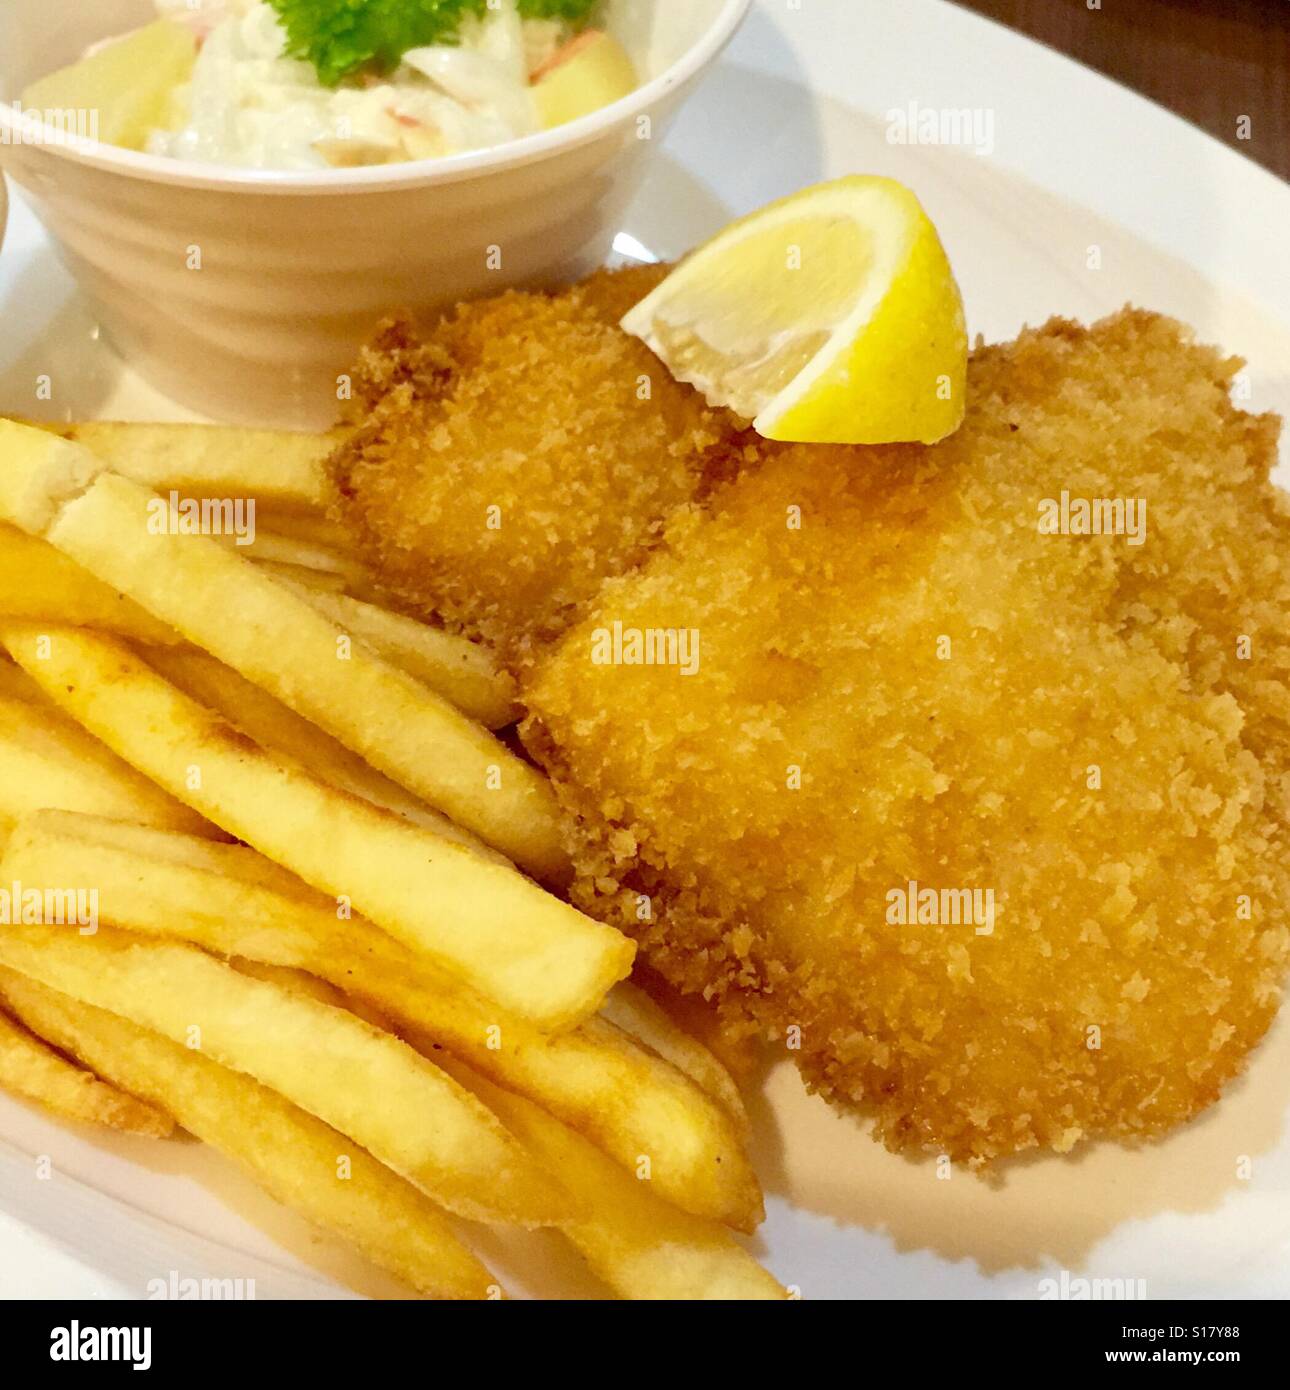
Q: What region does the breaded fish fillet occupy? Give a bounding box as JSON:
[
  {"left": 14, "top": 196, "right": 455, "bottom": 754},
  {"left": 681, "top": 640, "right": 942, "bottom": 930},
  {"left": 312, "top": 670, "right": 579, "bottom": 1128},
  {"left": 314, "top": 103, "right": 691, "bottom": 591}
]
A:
[
  {"left": 521, "top": 309, "right": 1290, "bottom": 1165},
  {"left": 330, "top": 265, "right": 759, "bottom": 665}
]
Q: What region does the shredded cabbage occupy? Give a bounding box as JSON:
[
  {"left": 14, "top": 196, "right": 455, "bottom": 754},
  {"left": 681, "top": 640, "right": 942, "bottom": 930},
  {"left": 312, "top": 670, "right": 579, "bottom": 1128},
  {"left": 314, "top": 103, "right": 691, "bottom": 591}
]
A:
[{"left": 146, "top": 0, "right": 591, "bottom": 170}]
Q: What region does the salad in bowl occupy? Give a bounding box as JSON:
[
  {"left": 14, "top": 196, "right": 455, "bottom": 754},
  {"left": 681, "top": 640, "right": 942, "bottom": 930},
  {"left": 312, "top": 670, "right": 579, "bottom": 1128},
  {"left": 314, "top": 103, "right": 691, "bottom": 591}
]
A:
[{"left": 22, "top": 0, "right": 639, "bottom": 170}]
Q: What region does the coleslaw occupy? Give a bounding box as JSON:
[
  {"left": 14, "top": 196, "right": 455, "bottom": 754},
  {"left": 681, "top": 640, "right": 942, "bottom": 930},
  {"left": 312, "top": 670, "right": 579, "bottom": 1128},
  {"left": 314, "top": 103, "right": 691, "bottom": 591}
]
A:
[{"left": 138, "top": 0, "right": 625, "bottom": 169}]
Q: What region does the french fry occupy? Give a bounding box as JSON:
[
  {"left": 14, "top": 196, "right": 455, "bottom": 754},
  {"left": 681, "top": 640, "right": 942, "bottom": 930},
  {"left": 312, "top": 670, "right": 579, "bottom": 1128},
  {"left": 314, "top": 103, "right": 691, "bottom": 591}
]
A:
[
  {"left": 56, "top": 421, "right": 338, "bottom": 513},
  {"left": 432, "top": 1051, "right": 787, "bottom": 1301},
  {"left": 0, "top": 423, "right": 104, "bottom": 532},
  {"left": 0, "top": 418, "right": 782, "bottom": 1299},
  {"left": 2, "top": 809, "right": 761, "bottom": 1229},
  {"left": 140, "top": 647, "right": 503, "bottom": 858},
  {"left": 274, "top": 583, "right": 519, "bottom": 730},
  {"left": 0, "top": 625, "right": 630, "bottom": 1029},
  {"left": 0, "top": 658, "right": 42, "bottom": 703},
  {"left": 602, "top": 982, "right": 751, "bottom": 1137},
  {"left": 0, "top": 971, "right": 498, "bottom": 1299},
  {"left": 249, "top": 558, "right": 349, "bottom": 593},
  {"left": 255, "top": 510, "right": 356, "bottom": 553},
  {"left": 0, "top": 524, "right": 182, "bottom": 644},
  {"left": 231, "top": 956, "right": 352, "bottom": 1006},
  {"left": 624, "top": 974, "right": 764, "bottom": 1083},
  {"left": 229, "top": 957, "right": 396, "bottom": 1033},
  {"left": 1, "top": 444, "right": 565, "bottom": 877},
  {"left": 210, "top": 529, "right": 371, "bottom": 586},
  {"left": 5, "top": 807, "right": 295, "bottom": 882},
  {"left": 0, "top": 1001, "right": 173, "bottom": 1137},
  {"left": 0, "top": 689, "right": 213, "bottom": 835},
  {"left": 0, "top": 921, "right": 575, "bottom": 1227}
]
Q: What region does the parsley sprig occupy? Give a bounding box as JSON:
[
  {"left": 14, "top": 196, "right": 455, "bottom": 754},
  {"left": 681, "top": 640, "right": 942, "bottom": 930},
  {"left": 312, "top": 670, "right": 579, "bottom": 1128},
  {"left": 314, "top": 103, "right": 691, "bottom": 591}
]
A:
[{"left": 268, "top": 0, "right": 600, "bottom": 87}]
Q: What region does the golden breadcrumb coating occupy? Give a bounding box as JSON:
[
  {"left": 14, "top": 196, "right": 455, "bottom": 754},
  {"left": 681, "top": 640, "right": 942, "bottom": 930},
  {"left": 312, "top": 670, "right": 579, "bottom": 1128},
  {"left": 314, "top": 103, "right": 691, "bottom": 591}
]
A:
[
  {"left": 329, "top": 266, "right": 757, "bottom": 665},
  {"left": 522, "top": 308, "right": 1290, "bottom": 1166}
]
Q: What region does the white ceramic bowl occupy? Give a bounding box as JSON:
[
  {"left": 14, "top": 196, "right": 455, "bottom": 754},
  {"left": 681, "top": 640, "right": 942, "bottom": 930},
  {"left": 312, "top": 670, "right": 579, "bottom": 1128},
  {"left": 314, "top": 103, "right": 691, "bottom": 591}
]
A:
[{"left": 0, "top": 0, "right": 748, "bottom": 426}]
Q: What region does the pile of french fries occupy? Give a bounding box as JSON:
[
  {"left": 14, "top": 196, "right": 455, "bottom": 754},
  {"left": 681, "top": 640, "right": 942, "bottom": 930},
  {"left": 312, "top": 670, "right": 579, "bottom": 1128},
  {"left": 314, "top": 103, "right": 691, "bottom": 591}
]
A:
[{"left": 0, "top": 417, "right": 784, "bottom": 1300}]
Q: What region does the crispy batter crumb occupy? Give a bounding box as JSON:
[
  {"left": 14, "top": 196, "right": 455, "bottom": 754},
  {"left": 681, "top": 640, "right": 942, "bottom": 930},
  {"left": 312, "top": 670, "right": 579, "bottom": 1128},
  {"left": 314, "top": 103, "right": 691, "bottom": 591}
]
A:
[
  {"left": 522, "top": 308, "right": 1290, "bottom": 1165},
  {"left": 329, "top": 266, "right": 757, "bottom": 665}
]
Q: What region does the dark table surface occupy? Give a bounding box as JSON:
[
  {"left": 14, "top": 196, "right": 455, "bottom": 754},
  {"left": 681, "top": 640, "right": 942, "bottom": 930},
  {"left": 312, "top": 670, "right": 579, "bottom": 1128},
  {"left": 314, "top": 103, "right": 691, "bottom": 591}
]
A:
[{"left": 952, "top": 0, "right": 1290, "bottom": 183}]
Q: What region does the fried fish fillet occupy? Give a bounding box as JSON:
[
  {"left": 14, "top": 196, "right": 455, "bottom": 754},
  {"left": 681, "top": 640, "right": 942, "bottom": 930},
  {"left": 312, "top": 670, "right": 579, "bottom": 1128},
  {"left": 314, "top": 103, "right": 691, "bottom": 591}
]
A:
[
  {"left": 334, "top": 280, "right": 1290, "bottom": 1165},
  {"left": 330, "top": 265, "right": 759, "bottom": 666},
  {"left": 521, "top": 309, "right": 1290, "bottom": 1165}
]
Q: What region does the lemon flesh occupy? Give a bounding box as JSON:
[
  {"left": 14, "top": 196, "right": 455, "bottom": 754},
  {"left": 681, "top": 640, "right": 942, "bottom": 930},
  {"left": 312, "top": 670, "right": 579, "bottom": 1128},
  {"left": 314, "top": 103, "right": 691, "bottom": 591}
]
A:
[
  {"left": 621, "top": 176, "right": 968, "bottom": 445},
  {"left": 21, "top": 20, "right": 196, "bottom": 153}
]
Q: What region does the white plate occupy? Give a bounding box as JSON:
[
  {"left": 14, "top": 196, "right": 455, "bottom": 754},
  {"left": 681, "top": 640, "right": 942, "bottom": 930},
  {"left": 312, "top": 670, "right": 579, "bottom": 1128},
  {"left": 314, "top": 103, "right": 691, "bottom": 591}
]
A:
[{"left": 2, "top": 0, "right": 1289, "bottom": 1300}]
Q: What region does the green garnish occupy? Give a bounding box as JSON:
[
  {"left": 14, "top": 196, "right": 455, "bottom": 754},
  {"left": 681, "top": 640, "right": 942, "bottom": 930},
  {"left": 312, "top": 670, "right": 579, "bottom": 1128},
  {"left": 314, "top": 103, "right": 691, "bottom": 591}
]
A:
[
  {"left": 268, "top": 0, "right": 600, "bottom": 87},
  {"left": 516, "top": 0, "right": 601, "bottom": 19}
]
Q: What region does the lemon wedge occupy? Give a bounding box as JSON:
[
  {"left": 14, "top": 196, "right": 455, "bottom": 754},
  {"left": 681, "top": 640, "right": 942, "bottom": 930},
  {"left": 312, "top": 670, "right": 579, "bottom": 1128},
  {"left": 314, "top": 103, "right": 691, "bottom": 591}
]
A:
[{"left": 620, "top": 176, "right": 968, "bottom": 445}]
